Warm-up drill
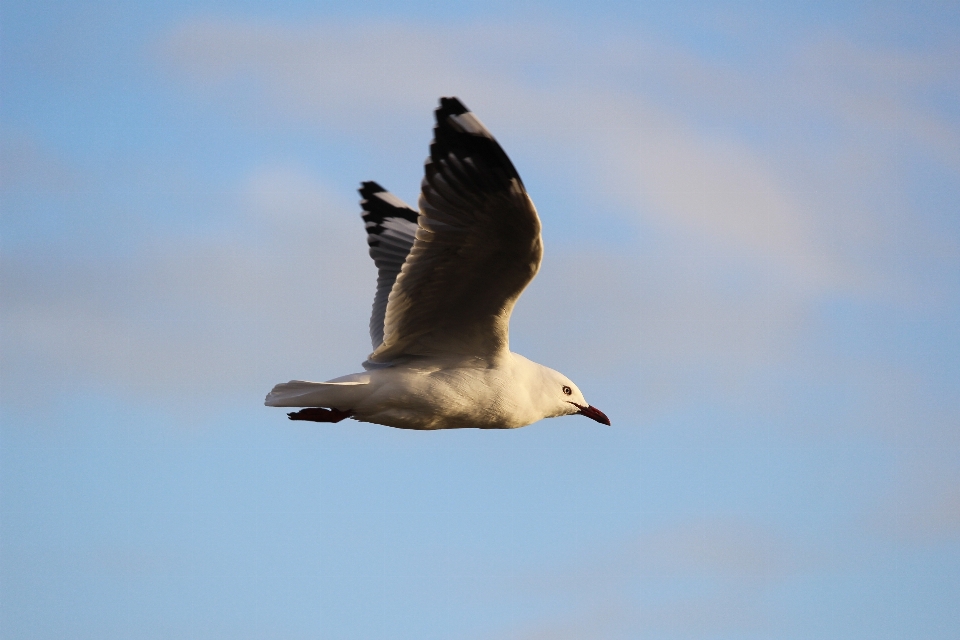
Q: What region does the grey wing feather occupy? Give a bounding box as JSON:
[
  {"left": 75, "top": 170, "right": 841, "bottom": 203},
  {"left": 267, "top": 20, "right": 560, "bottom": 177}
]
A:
[
  {"left": 369, "top": 97, "right": 543, "bottom": 364},
  {"left": 358, "top": 182, "right": 419, "bottom": 349}
]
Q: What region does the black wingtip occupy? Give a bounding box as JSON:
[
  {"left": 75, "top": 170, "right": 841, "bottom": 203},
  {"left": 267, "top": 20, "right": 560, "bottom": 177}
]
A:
[
  {"left": 436, "top": 97, "right": 469, "bottom": 121},
  {"left": 358, "top": 181, "right": 419, "bottom": 230},
  {"left": 359, "top": 181, "right": 386, "bottom": 198},
  {"left": 428, "top": 97, "right": 523, "bottom": 188}
]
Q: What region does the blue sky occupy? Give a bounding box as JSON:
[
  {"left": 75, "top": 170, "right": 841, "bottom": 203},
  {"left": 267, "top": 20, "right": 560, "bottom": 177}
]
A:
[{"left": 2, "top": 1, "right": 959, "bottom": 638}]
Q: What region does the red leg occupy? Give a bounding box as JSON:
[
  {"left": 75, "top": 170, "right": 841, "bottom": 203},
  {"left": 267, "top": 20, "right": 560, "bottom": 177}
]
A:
[{"left": 287, "top": 408, "right": 353, "bottom": 423}]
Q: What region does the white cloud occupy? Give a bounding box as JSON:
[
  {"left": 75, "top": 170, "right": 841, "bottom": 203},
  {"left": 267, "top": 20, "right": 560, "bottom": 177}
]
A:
[{"left": 158, "top": 20, "right": 508, "bottom": 125}]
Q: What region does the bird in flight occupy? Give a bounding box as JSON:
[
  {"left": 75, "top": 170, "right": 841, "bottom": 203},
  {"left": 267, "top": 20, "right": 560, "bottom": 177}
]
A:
[{"left": 265, "top": 97, "right": 609, "bottom": 429}]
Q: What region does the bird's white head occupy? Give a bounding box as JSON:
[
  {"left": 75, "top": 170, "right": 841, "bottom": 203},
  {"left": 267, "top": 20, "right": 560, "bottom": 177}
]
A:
[{"left": 519, "top": 356, "right": 610, "bottom": 426}]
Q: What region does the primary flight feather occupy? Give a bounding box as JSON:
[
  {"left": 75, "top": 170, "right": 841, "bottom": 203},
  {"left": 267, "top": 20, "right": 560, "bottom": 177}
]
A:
[{"left": 265, "top": 97, "right": 610, "bottom": 429}]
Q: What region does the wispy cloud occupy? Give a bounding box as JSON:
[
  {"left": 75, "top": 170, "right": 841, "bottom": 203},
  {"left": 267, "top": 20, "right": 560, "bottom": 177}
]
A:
[
  {"left": 0, "top": 135, "right": 83, "bottom": 192},
  {"left": 158, "top": 18, "right": 959, "bottom": 300},
  {"left": 1, "top": 165, "right": 374, "bottom": 409},
  {"left": 874, "top": 453, "right": 960, "bottom": 542}
]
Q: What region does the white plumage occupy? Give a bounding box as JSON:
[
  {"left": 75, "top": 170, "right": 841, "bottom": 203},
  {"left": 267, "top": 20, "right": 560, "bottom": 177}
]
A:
[{"left": 265, "top": 97, "right": 609, "bottom": 429}]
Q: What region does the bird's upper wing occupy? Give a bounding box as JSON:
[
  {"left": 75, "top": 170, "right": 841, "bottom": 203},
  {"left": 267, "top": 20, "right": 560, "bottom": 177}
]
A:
[
  {"left": 367, "top": 97, "right": 543, "bottom": 365},
  {"left": 358, "top": 181, "right": 419, "bottom": 350}
]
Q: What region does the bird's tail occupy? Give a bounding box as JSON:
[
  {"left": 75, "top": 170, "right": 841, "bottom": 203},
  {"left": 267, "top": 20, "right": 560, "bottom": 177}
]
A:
[{"left": 264, "top": 375, "right": 370, "bottom": 409}]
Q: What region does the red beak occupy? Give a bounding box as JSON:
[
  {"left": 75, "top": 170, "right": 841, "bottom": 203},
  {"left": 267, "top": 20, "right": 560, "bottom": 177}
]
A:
[{"left": 570, "top": 403, "right": 611, "bottom": 425}]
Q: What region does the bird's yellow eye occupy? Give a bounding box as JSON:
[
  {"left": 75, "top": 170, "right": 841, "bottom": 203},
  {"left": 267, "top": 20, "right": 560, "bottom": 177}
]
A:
[{"left": 562, "top": 385, "right": 572, "bottom": 395}]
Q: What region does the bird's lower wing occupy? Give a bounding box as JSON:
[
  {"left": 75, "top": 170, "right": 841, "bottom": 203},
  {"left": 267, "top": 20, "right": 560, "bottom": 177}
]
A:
[{"left": 358, "top": 182, "right": 419, "bottom": 350}]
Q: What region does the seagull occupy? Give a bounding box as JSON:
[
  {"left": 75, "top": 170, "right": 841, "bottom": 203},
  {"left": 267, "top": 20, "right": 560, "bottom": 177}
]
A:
[{"left": 265, "top": 97, "right": 609, "bottom": 429}]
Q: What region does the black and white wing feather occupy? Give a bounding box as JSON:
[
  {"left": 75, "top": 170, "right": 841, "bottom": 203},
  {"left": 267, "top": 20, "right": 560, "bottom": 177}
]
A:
[
  {"left": 358, "top": 181, "right": 419, "bottom": 349},
  {"left": 369, "top": 97, "right": 543, "bottom": 364}
]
